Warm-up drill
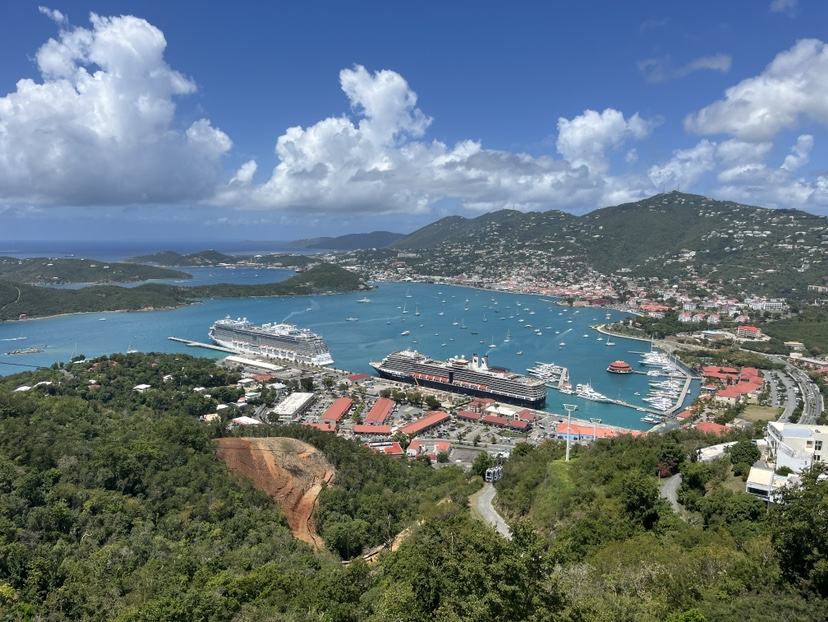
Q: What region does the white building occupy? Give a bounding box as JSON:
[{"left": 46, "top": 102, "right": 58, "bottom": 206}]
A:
[
  {"left": 271, "top": 392, "right": 316, "bottom": 422},
  {"left": 765, "top": 421, "right": 828, "bottom": 472}
]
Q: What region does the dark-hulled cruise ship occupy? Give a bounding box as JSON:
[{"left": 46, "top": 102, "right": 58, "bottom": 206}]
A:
[
  {"left": 370, "top": 350, "right": 547, "bottom": 407},
  {"left": 209, "top": 317, "right": 333, "bottom": 366}
]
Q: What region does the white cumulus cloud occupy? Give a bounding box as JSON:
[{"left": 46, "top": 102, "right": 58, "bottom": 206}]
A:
[
  {"left": 0, "top": 11, "right": 231, "bottom": 206},
  {"left": 684, "top": 39, "right": 828, "bottom": 141},
  {"left": 215, "top": 67, "right": 660, "bottom": 216}
]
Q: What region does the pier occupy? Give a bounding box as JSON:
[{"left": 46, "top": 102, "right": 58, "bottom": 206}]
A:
[{"left": 168, "top": 337, "right": 235, "bottom": 354}]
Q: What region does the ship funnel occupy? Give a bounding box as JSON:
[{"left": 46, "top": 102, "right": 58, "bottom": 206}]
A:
[
  {"left": 481, "top": 355, "right": 489, "bottom": 371},
  {"left": 472, "top": 354, "right": 479, "bottom": 368}
]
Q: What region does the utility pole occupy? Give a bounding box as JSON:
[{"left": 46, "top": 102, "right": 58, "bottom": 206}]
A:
[
  {"left": 563, "top": 404, "right": 577, "bottom": 462},
  {"left": 590, "top": 417, "right": 602, "bottom": 443}
]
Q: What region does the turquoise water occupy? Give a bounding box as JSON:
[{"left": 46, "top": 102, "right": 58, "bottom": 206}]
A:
[{"left": 0, "top": 281, "right": 697, "bottom": 430}]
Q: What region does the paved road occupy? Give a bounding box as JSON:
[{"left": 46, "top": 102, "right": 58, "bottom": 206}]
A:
[
  {"left": 660, "top": 473, "right": 682, "bottom": 516},
  {"left": 476, "top": 484, "right": 512, "bottom": 540}
]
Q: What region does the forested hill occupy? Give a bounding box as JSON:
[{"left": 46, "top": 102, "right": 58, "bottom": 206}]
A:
[
  {"left": 0, "top": 256, "right": 189, "bottom": 285},
  {"left": 1, "top": 353, "right": 826, "bottom": 620},
  {"left": 289, "top": 230, "right": 404, "bottom": 250},
  {"left": 0, "top": 263, "right": 367, "bottom": 320},
  {"left": 388, "top": 192, "right": 828, "bottom": 289}
]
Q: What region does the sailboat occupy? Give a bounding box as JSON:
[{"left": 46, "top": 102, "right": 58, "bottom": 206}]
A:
[
  {"left": 460, "top": 318, "right": 467, "bottom": 329},
  {"left": 606, "top": 337, "right": 615, "bottom": 346},
  {"left": 405, "top": 289, "right": 412, "bottom": 298},
  {"left": 489, "top": 336, "right": 497, "bottom": 348},
  {"left": 483, "top": 313, "right": 488, "bottom": 322},
  {"left": 504, "top": 330, "right": 511, "bottom": 343},
  {"left": 402, "top": 303, "right": 409, "bottom": 315},
  {"left": 414, "top": 304, "right": 420, "bottom": 317}
]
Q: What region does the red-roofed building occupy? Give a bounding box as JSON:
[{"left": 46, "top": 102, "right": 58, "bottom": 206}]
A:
[
  {"left": 741, "top": 367, "right": 761, "bottom": 380},
  {"left": 509, "top": 420, "right": 529, "bottom": 432},
  {"left": 457, "top": 410, "right": 482, "bottom": 422},
  {"left": 554, "top": 422, "right": 619, "bottom": 441},
  {"left": 675, "top": 409, "right": 693, "bottom": 422},
  {"left": 737, "top": 325, "right": 762, "bottom": 339},
  {"left": 695, "top": 421, "right": 729, "bottom": 436},
  {"left": 365, "top": 398, "right": 395, "bottom": 425},
  {"left": 400, "top": 410, "right": 450, "bottom": 436},
  {"left": 407, "top": 440, "right": 453, "bottom": 458},
  {"left": 514, "top": 409, "right": 535, "bottom": 422},
  {"left": 468, "top": 398, "right": 496, "bottom": 412},
  {"left": 368, "top": 442, "right": 404, "bottom": 458},
  {"left": 320, "top": 397, "right": 353, "bottom": 423},
  {"left": 353, "top": 424, "right": 393, "bottom": 436},
  {"left": 304, "top": 422, "right": 336, "bottom": 433},
  {"left": 481, "top": 414, "right": 509, "bottom": 427},
  {"left": 714, "top": 386, "right": 744, "bottom": 407}
]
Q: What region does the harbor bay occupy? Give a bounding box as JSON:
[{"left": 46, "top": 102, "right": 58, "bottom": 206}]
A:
[{"left": 0, "top": 279, "right": 698, "bottom": 430}]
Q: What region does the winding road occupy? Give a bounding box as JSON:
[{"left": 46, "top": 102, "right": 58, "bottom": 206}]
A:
[
  {"left": 660, "top": 473, "right": 682, "bottom": 516},
  {"left": 476, "top": 483, "right": 512, "bottom": 540}
]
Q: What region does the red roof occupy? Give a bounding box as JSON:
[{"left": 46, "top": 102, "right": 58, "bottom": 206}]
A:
[
  {"left": 741, "top": 367, "right": 760, "bottom": 378},
  {"left": 695, "top": 421, "right": 729, "bottom": 436},
  {"left": 716, "top": 386, "right": 743, "bottom": 399},
  {"left": 515, "top": 409, "right": 535, "bottom": 421},
  {"left": 370, "top": 441, "right": 404, "bottom": 457},
  {"left": 509, "top": 420, "right": 529, "bottom": 431},
  {"left": 400, "top": 410, "right": 450, "bottom": 436},
  {"left": 365, "top": 398, "right": 395, "bottom": 425},
  {"left": 457, "top": 410, "right": 482, "bottom": 421},
  {"left": 353, "top": 424, "right": 392, "bottom": 435},
  {"left": 304, "top": 422, "right": 336, "bottom": 433},
  {"left": 320, "top": 397, "right": 353, "bottom": 422},
  {"left": 481, "top": 414, "right": 508, "bottom": 426}
]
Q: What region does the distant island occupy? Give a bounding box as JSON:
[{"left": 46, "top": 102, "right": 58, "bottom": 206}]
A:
[
  {"left": 0, "top": 263, "right": 367, "bottom": 321},
  {"left": 0, "top": 256, "right": 190, "bottom": 285}
]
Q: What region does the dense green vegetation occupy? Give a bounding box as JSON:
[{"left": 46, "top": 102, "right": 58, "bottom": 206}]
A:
[
  {"left": 492, "top": 432, "right": 828, "bottom": 621},
  {"left": 752, "top": 307, "right": 828, "bottom": 355},
  {"left": 289, "top": 231, "right": 403, "bottom": 250},
  {"left": 0, "top": 257, "right": 189, "bottom": 286},
  {"left": 128, "top": 250, "right": 317, "bottom": 269},
  {"left": 1, "top": 353, "right": 826, "bottom": 620},
  {"left": 387, "top": 191, "right": 828, "bottom": 300},
  {"left": 0, "top": 264, "right": 366, "bottom": 320},
  {"left": 0, "top": 281, "right": 187, "bottom": 321}
]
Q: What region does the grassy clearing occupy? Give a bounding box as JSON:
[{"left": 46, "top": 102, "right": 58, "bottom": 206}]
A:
[{"left": 741, "top": 405, "right": 782, "bottom": 423}]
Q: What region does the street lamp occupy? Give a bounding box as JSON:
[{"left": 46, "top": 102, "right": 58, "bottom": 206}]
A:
[
  {"left": 563, "top": 404, "right": 578, "bottom": 461},
  {"left": 590, "top": 417, "right": 602, "bottom": 442}
]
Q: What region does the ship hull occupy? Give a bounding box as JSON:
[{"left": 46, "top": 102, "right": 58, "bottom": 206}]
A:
[{"left": 370, "top": 351, "right": 547, "bottom": 408}]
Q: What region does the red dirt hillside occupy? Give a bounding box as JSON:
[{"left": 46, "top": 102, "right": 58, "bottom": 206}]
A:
[{"left": 214, "top": 437, "right": 335, "bottom": 549}]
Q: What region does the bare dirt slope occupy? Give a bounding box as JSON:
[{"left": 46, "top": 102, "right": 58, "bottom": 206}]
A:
[{"left": 215, "top": 437, "right": 335, "bottom": 549}]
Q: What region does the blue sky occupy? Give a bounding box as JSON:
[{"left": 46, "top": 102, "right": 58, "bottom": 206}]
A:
[{"left": 1, "top": 0, "right": 827, "bottom": 243}]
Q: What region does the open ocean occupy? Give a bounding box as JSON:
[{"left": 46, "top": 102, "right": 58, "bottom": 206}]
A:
[{"left": 0, "top": 242, "right": 699, "bottom": 430}]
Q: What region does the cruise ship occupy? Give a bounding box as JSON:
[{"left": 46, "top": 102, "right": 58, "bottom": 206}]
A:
[
  {"left": 370, "top": 350, "right": 547, "bottom": 407},
  {"left": 209, "top": 317, "right": 334, "bottom": 366}
]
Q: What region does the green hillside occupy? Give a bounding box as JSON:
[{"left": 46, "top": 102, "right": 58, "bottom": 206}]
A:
[
  {"left": 0, "top": 356, "right": 824, "bottom": 620},
  {"left": 0, "top": 257, "right": 189, "bottom": 285},
  {"left": 385, "top": 192, "right": 828, "bottom": 297},
  {"left": 0, "top": 264, "right": 366, "bottom": 320},
  {"left": 126, "top": 249, "right": 237, "bottom": 266}
]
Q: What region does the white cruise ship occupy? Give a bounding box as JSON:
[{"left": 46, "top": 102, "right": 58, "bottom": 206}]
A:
[{"left": 209, "top": 317, "right": 333, "bottom": 366}]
